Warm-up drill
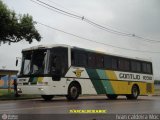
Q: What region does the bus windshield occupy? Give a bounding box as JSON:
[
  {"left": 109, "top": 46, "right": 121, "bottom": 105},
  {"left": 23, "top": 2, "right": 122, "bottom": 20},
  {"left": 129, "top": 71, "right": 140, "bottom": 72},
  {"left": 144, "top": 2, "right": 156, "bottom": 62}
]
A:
[{"left": 20, "top": 49, "right": 49, "bottom": 76}]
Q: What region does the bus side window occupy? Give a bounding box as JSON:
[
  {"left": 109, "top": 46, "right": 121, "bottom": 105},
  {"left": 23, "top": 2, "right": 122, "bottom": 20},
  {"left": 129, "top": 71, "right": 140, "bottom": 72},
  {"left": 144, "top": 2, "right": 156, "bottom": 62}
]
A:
[
  {"left": 112, "top": 58, "right": 118, "bottom": 70},
  {"left": 50, "top": 47, "right": 68, "bottom": 80},
  {"left": 88, "top": 53, "right": 96, "bottom": 68},
  {"left": 146, "top": 63, "right": 152, "bottom": 74},
  {"left": 71, "top": 51, "right": 75, "bottom": 66},
  {"left": 142, "top": 62, "right": 147, "bottom": 73},
  {"left": 96, "top": 55, "right": 104, "bottom": 68},
  {"left": 75, "top": 52, "right": 87, "bottom": 67},
  {"left": 71, "top": 50, "right": 87, "bottom": 67},
  {"left": 136, "top": 62, "right": 141, "bottom": 72},
  {"left": 50, "top": 55, "right": 62, "bottom": 80},
  {"left": 119, "top": 59, "right": 130, "bottom": 71},
  {"left": 104, "top": 56, "right": 112, "bottom": 69},
  {"left": 131, "top": 61, "right": 141, "bottom": 73}
]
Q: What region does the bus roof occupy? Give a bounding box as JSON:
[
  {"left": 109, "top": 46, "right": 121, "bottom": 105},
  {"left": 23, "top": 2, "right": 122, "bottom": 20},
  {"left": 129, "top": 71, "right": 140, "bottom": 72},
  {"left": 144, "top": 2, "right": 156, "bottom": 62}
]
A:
[
  {"left": 22, "top": 44, "right": 70, "bottom": 51},
  {"left": 22, "top": 44, "right": 152, "bottom": 62}
]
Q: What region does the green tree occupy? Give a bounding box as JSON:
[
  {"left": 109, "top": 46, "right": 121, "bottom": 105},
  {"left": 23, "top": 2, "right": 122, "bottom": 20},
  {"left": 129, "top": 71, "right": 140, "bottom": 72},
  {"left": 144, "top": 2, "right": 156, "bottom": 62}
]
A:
[{"left": 0, "top": 0, "right": 41, "bottom": 45}]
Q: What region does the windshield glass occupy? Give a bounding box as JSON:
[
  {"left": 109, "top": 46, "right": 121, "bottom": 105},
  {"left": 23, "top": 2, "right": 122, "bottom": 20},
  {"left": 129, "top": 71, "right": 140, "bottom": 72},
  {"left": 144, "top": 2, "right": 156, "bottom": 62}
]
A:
[
  {"left": 22, "top": 51, "right": 31, "bottom": 75},
  {"left": 20, "top": 49, "right": 48, "bottom": 76}
]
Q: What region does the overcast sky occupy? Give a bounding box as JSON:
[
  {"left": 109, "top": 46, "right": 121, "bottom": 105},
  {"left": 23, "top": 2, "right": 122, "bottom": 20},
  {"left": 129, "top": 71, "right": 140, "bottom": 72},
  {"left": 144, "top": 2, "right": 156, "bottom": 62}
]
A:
[{"left": 1, "top": 0, "right": 160, "bottom": 79}]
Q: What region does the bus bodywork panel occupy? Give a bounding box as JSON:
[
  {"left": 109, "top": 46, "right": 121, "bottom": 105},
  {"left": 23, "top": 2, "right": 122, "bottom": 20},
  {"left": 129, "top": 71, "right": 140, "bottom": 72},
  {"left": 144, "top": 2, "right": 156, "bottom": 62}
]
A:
[
  {"left": 18, "top": 67, "right": 154, "bottom": 95},
  {"left": 65, "top": 67, "right": 154, "bottom": 95},
  {"left": 18, "top": 77, "right": 69, "bottom": 95}
]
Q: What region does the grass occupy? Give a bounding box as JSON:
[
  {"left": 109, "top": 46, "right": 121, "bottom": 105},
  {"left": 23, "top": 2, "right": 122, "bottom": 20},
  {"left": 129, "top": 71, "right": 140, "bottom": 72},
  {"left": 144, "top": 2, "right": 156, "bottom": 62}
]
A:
[
  {"left": 0, "top": 89, "right": 40, "bottom": 100},
  {"left": 0, "top": 94, "right": 40, "bottom": 100},
  {"left": 0, "top": 89, "right": 14, "bottom": 95}
]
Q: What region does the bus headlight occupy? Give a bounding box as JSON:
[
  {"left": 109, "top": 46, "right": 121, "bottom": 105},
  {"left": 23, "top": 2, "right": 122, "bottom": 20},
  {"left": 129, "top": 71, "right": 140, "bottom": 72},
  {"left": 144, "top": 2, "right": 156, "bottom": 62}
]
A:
[
  {"left": 17, "top": 88, "right": 21, "bottom": 91},
  {"left": 17, "top": 88, "right": 22, "bottom": 93}
]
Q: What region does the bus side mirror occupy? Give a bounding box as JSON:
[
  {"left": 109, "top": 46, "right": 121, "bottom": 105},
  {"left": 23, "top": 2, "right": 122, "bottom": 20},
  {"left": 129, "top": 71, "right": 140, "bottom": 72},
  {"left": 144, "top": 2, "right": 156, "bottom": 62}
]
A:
[{"left": 16, "top": 59, "right": 18, "bottom": 66}]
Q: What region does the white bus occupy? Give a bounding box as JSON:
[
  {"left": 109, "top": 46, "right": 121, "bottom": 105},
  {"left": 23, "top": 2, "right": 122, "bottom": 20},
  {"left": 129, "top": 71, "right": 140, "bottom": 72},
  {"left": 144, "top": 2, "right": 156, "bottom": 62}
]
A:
[{"left": 17, "top": 44, "right": 154, "bottom": 100}]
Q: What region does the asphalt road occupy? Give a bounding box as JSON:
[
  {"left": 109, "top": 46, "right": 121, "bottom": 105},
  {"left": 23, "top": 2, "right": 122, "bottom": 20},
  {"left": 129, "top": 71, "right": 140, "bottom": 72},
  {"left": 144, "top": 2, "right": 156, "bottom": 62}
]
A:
[{"left": 0, "top": 96, "right": 160, "bottom": 120}]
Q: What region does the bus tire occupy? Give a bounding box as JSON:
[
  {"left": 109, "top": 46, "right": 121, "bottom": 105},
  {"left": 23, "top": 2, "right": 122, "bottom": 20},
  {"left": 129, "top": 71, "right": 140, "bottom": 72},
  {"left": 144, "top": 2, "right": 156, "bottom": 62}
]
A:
[
  {"left": 126, "top": 85, "right": 139, "bottom": 100},
  {"left": 41, "top": 95, "right": 54, "bottom": 101},
  {"left": 66, "top": 83, "right": 80, "bottom": 101},
  {"left": 106, "top": 94, "right": 118, "bottom": 100}
]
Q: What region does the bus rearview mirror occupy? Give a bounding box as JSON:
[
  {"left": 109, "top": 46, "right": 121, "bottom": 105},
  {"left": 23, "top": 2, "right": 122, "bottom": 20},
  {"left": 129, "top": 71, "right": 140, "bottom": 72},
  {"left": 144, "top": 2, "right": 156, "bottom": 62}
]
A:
[{"left": 16, "top": 59, "right": 18, "bottom": 66}]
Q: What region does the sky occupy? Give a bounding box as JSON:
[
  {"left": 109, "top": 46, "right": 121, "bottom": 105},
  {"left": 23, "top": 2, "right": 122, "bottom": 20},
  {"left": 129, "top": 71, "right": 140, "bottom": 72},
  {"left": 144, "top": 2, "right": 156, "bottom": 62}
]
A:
[{"left": 1, "top": 0, "right": 160, "bottom": 79}]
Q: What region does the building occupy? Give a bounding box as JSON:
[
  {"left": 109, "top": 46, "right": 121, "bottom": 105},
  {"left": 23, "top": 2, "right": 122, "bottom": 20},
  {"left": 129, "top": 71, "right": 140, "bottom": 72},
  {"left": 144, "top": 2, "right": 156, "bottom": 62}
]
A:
[{"left": 0, "top": 69, "right": 18, "bottom": 96}]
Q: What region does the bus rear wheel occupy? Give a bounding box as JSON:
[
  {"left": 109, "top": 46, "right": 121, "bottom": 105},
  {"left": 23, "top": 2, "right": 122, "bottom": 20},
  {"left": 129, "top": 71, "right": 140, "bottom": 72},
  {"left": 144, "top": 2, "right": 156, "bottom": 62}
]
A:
[
  {"left": 66, "top": 83, "right": 80, "bottom": 101},
  {"left": 106, "top": 94, "right": 118, "bottom": 100},
  {"left": 41, "top": 95, "right": 54, "bottom": 101},
  {"left": 126, "top": 85, "right": 139, "bottom": 100}
]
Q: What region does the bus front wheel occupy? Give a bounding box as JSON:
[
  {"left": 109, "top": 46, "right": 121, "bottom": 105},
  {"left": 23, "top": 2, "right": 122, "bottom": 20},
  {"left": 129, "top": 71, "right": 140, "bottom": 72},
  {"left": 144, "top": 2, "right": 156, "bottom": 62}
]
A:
[
  {"left": 66, "top": 83, "right": 80, "bottom": 100},
  {"left": 41, "top": 95, "right": 54, "bottom": 101},
  {"left": 126, "top": 85, "right": 139, "bottom": 100},
  {"left": 106, "top": 94, "right": 118, "bottom": 100}
]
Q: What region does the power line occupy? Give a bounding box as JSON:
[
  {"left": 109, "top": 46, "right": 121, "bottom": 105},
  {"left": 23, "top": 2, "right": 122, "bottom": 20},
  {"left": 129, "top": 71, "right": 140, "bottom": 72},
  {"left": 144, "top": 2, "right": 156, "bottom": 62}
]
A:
[
  {"left": 30, "top": 0, "right": 81, "bottom": 19},
  {"left": 30, "top": 0, "right": 160, "bottom": 43},
  {"left": 45, "top": 0, "right": 128, "bottom": 36},
  {"left": 34, "top": 0, "right": 82, "bottom": 19},
  {"left": 36, "top": 21, "right": 160, "bottom": 53},
  {"left": 43, "top": 0, "right": 146, "bottom": 38},
  {"left": 84, "top": 18, "right": 133, "bottom": 36},
  {"left": 44, "top": 0, "right": 143, "bottom": 38},
  {"left": 44, "top": 0, "right": 135, "bottom": 34},
  {"left": 45, "top": 0, "right": 83, "bottom": 17},
  {"left": 32, "top": 0, "right": 134, "bottom": 37}
]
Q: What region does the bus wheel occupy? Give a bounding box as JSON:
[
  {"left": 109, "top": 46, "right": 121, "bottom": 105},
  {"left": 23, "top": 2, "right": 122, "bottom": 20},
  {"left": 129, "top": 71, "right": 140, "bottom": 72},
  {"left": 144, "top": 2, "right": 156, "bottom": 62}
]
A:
[
  {"left": 106, "top": 94, "right": 118, "bottom": 100},
  {"left": 41, "top": 95, "right": 54, "bottom": 101},
  {"left": 126, "top": 85, "right": 139, "bottom": 100},
  {"left": 66, "top": 83, "right": 80, "bottom": 100}
]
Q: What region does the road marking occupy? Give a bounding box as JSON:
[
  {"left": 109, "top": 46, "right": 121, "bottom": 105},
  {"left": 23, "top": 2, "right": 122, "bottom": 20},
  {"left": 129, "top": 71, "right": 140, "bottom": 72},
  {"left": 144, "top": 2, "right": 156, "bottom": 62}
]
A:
[
  {"left": 0, "top": 100, "right": 151, "bottom": 112},
  {"left": 0, "top": 104, "right": 78, "bottom": 112}
]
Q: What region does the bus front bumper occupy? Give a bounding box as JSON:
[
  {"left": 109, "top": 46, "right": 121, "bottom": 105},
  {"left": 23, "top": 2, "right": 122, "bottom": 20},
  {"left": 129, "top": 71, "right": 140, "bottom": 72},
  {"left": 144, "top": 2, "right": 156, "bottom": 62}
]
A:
[{"left": 17, "top": 85, "right": 52, "bottom": 95}]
